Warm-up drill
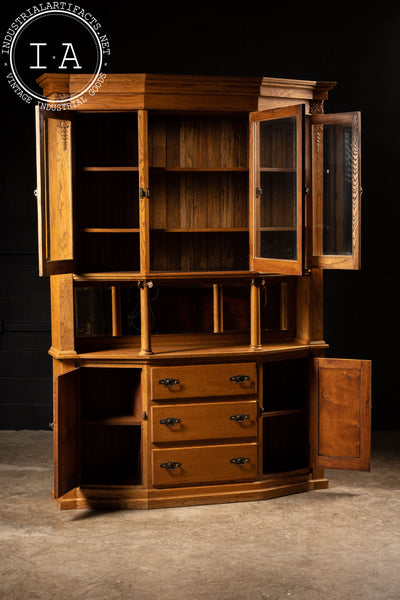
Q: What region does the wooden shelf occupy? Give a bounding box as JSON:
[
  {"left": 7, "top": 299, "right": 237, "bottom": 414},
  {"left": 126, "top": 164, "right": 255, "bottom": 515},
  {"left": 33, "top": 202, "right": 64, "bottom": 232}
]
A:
[
  {"left": 149, "top": 167, "right": 248, "bottom": 172},
  {"left": 70, "top": 333, "right": 329, "bottom": 363},
  {"left": 259, "top": 227, "right": 296, "bottom": 232},
  {"left": 81, "top": 228, "right": 140, "bottom": 233},
  {"left": 82, "top": 166, "right": 139, "bottom": 172},
  {"left": 151, "top": 228, "right": 248, "bottom": 233},
  {"left": 262, "top": 408, "right": 306, "bottom": 418},
  {"left": 83, "top": 416, "right": 141, "bottom": 426},
  {"left": 260, "top": 167, "right": 295, "bottom": 173}
]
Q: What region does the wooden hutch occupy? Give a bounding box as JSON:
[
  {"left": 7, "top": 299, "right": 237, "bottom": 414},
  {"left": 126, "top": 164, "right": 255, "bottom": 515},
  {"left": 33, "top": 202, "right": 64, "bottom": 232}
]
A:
[{"left": 35, "top": 73, "right": 371, "bottom": 510}]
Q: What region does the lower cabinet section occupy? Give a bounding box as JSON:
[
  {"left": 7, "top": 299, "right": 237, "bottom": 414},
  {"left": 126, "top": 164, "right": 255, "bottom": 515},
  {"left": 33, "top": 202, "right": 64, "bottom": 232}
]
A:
[
  {"left": 152, "top": 443, "right": 258, "bottom": 487},
  {"left": 53, "top": 355, "right": 371, "bottom": 510}
]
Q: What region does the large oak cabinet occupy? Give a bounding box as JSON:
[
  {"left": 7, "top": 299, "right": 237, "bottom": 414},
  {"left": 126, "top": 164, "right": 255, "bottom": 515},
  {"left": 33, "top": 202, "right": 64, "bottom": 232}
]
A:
[{"left": 35, "top": 74, "right": 371, "bottom": 510}]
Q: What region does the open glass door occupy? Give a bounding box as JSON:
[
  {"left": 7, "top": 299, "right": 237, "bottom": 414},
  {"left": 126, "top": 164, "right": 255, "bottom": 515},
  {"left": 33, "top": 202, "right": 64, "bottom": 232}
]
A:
[
  {"left": 311, "top": 112, "right": 361, "bottom": 269},
  {"left": 250, "top": 105, "right": 303, "bottom": 275},
  {"left": 311, "top": 358, "right": 371, "bottom": 471},
  {"left": 35, "top": 106, "right": 75, "bottom": 276}
]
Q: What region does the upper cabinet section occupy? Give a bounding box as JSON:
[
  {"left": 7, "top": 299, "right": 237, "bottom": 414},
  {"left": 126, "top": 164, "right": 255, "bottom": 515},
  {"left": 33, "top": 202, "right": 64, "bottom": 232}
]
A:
[{"left": 35, "top": 74, "right": 361, "bottom": 279}]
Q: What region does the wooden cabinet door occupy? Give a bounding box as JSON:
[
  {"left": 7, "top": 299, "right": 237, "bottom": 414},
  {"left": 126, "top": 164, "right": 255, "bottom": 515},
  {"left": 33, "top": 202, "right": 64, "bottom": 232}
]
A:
[
  {"left": 310, "top": 112, "right": 361, "bottom": 269},
  {"left": 311, "top": 358, "right": 371, "bottom": 471},
  {"left": 54, "top": 368, "right": 80, "bottom": 498},
  {"left": 35, "top": 107, "right": 76, "bottom": 276},
  {"left": 249, "top": 105, "right": 304, "bottom": 275}
]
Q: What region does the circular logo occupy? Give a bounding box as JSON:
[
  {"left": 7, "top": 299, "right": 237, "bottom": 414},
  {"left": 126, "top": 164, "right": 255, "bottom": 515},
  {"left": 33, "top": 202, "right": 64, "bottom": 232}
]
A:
[{"left": 2, "top": 5, "right": 111, "bottom": 107}]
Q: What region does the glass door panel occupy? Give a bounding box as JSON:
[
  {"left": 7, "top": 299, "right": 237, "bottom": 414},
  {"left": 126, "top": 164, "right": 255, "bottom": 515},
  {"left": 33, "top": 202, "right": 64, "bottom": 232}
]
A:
[
  {"left": 250, "top": 105, "right": 303, "bottom": 275},
  {"left": 311, "top": 112, "right": 361, "bottom": 269}
]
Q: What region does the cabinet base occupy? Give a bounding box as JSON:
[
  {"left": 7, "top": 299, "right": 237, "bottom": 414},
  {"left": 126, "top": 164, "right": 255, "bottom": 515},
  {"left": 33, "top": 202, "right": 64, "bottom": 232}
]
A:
[{"left": 51, "top": 477, "right": 329, "bottom": 510}]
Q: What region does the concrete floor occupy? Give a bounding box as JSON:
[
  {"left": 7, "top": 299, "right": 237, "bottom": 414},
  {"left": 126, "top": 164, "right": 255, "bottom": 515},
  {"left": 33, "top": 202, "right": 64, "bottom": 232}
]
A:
[{"left": 0, "top": 431, "right": 399, "bottom": 600}]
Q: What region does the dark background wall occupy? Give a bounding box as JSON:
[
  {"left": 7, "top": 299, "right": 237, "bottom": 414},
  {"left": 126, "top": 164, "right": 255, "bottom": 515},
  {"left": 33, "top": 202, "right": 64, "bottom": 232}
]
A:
[{"left": 1, "top": 4, "right": 399, "bottom": 429}]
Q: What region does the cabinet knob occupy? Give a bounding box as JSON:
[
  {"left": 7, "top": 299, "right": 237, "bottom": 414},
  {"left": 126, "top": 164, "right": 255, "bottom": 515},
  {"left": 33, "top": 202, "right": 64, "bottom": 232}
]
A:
[
  {"left": 230, "top": 457, "right": 251, "bottom": 465},
  {"left": 160, "top": 417, "right": 181, "bottom": 426},
  {"left": 229, "top": 374, "right": 250, "bottom": 384},
  {"left": 229, "top": 413, "right": 250, "bottom": 422},
  {"left": 158, "top": 378, "right": 180, "bottom": 387},
  {"left": 160, "top": 461, "right": 182, "bottom": 470}
]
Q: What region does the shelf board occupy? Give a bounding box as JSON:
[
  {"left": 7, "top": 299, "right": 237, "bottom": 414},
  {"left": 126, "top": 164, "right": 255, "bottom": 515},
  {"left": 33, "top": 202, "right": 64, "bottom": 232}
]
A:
[
  {"left": 83, "top": 416, "right": 141, "bottom": 426},
  {"left": 259, "top": 226, "right": 296, "bottom": 232},
  {"left": 80, "top": 228, "right": 140, "bottom": 233},
  {"left": 82, "top": 166, "right": 139, "bottom": 172},
  {"left": 259, "top": 167, "right": 295, "bottom": 173},
  {"left": 149, "top": 167, "right": 248, "bottom": 172},
  {"left": 151, "top": 227, "right": 248, "bottom": 233},
  {"left": 263, "top": 408, "right": 306, "bottom": 418}
]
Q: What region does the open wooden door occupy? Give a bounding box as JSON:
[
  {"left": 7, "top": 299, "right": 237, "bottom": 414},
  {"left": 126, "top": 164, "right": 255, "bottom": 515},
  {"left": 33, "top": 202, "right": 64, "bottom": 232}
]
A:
[
  {"left": 35, "top": 106, "right": 76, "bottom": 276},
  {"left": 311, "top": 358, "right": 371, "bottom": 471},
  {"left": 54, "top": 368, "right": 80, "bottom": 498}
]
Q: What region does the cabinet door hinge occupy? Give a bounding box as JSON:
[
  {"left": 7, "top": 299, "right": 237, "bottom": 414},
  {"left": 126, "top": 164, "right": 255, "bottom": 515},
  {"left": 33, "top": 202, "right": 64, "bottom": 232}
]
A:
[
  {"left": 142, "top": 411, "right": 147, "bottom": 420},
  {"left": 139, "top": 188, "right": 150, "bottom": 199}
]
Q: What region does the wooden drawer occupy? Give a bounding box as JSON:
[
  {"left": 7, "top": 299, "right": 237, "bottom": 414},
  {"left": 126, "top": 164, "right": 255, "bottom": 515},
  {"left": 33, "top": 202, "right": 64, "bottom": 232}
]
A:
[
  {"left": 152, "top": 400, "right": 258, "bottom": 443},
  {"left": 152, "top": 443, "right": 258, "bottom": 487},
  {"left": 151, "top": 363, "right": 257, "bottom": 400}
]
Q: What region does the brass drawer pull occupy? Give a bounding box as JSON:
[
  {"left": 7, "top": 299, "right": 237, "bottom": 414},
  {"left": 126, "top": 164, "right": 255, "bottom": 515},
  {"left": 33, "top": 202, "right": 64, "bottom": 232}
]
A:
[
  {"left": 158, "top": 378, "right": 180, "bottom": 387},
  {"left": 230, "top": 457, "right": 251, "bottom": 465},
  {"left": 229, "top": 375, "right": 250, "bottom": 384},
  {"left": 160, "top": 461, "right": 182, "bottom": 470},
  {"left": 160, "top": 417, "right": 181, "bottom": 426},
  {"left": 229, "top": 413, "right": 250, "bottom": 422}
]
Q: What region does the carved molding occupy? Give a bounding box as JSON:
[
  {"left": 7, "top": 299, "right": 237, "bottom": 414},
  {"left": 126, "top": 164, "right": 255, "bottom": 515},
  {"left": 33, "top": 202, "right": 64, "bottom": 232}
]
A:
[
  {"left": 313, "top": 123, "right": 323, "bottom": 154},
  {"left": 310, "top": 99, "right": 324, "bottom": 115},
  {"left": 57, "top": 120, "right": 70, "bottom": 151}
]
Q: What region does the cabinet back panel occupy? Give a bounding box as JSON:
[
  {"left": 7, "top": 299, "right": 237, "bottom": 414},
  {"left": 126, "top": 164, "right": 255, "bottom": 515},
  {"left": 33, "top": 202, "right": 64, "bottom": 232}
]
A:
[
  {"left": 81, "top": 425, "right": 141, "bottom": 485},
  {"left": 149, "top": 114, "right": 248, "bottom": 169},
  {"left": 150, "top": 231, "right": 249, "bottom": 272},
  {"left": 76, "top": 113, "right": 139, "bottom": 167},
  {"left": 78, "top": 172, "right": 139, "bottom": 229},
  {"left": 149, "top": 287, "right": 213, "bottom": 334},
  {"left": 263, "top": 411, "right": 308, "bottom": 474},
  {"left": 78, "top": 232, "right": 140, "bottom": 272},
  {"left": 81, "top": 368, "right": 141, "bottom": 421},
  {"left": 150, "top": 172, "right": 248, "bottom": 230},
  {"left": 262, "top": 358, "right": 308, "bottom": 411}
]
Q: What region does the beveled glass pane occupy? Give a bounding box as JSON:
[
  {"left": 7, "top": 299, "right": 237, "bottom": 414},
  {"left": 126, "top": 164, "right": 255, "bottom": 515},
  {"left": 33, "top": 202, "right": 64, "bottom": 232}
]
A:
[
  {"left": 255, "top": 117, "right": 297, "bottom": 261},
  {"left": 320, "top": 123, "right": 353, "bottom": 255}
]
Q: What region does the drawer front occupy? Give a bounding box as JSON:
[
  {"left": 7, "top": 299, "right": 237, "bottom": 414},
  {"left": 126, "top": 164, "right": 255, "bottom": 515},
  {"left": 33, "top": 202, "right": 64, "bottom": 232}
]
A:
[
  {"left": 152, "top": 400, "right": 258, "bottom": 443},
  {"left": 151, "top": 363, "right": 257, "bottom": 400},
  {"left": 152, "top": 443, "right": 258, "bottom": 487}
]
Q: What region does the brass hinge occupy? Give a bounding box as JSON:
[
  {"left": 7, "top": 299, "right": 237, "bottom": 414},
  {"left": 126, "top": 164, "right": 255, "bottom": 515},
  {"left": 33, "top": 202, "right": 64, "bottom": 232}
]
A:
[{"left": 139, "top": 188, "right": 150, "bottom": 199}]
